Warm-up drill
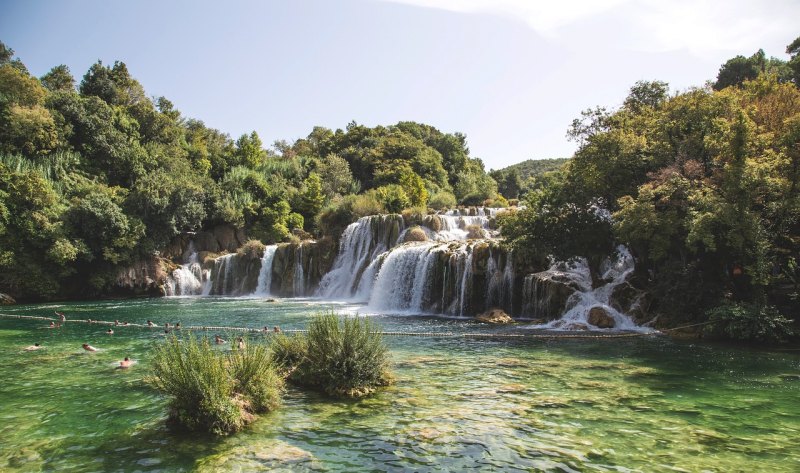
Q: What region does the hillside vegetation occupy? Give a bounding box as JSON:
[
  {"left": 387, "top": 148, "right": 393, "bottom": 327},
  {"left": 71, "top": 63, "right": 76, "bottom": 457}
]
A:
[{"left": 0, "top": 41, "right": 502, "bottom": 301}]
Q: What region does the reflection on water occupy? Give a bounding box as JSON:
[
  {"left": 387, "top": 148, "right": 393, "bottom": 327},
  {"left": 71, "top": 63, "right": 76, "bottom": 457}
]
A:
[{"left": 1, "top": 297, "right": 799, "bottom": 472}]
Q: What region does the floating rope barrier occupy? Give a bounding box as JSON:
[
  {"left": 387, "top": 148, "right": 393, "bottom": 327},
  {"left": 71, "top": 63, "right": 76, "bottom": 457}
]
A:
[{"left": 0, "top": 312, "right": 671, "bottom": 339}]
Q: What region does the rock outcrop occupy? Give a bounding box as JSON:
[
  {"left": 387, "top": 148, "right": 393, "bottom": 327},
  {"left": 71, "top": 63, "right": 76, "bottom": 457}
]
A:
[
  {"left": 0, "top": 293, "right": 15, "bottom": 305},
  {"left": 476, "top": 308, "right": 514, "bottom": 324},
  {"left": 113, "top": 257, "right": 169, "bottom": 297},
  {"left": 521, "top": 270, "right": 584, "bottom": 320},
  {"left": 587, "top": 306, "right": 615, "bottom": 328}
]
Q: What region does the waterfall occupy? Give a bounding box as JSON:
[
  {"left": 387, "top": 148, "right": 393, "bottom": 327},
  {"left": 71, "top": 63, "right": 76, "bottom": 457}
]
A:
[
  {"left": 293, "top": 244, "right": 305, "bottom": 297},
  {"left": 316, "top": 215, "right": 404, "bottom": 299},
  {"left": 255, "top": 245, "right": 278, "bottom": 296},
  {"left": 165, "top": 242, "right": 205, "bottom": 296},
  {"left": 530, "top": 246, "right": 645, "bottom": 330},
  {"left": 367, "top": 242, "right": 445, "bottom": 312}
]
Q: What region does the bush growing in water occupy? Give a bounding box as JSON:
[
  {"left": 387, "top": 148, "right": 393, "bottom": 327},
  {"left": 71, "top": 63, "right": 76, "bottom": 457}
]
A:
[
  {"left": 705, "top": 303, "right": 794, "bottom": 343},
  {"left": 148, "top": 334, "right": 283, "bottom": 435},
  {"left": 270, "top": 313, "right": 392, "bottom": 398}
]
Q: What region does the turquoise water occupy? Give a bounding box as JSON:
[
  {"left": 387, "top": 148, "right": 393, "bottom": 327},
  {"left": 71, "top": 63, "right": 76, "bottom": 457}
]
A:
[{"left": 1, "top": 297, "right": 798, "bottom": 472}]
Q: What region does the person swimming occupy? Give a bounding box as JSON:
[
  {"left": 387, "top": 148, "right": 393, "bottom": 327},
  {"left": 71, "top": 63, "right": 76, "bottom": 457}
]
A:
[
  {"left": 117, "top": 357, "right": 132, "bottom": 369},
  {"left": 114, "top": 320, "right": 119, "bottom": 326},
  {"left": 273, "top": 326, "right": 281, "bottom": 333},
  {"left": 147, "top": 320, "right": 154, "bottom": 327},
  {"left": 24, "top": 343, "right": 42, "bottom": 351},
  {"left": 82, "top": 343, "right": 97, "bottom": 352},
  {"left": 106, "top": 329, "right": 114, "bottom": 335},
  {"left": 55, "top": 311, "right": 66, "bottom": 321},
  {"left": 214, "top": 335, "right": 226, "bottom": 345},
  {"left": 237, "top": 337, "right": 246, "bottom": 350},
  {"left": 48, "top": 321, "right": 56, "bottom": 328}
]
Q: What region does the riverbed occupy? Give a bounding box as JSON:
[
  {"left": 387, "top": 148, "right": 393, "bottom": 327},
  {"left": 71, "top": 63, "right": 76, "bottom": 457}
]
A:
[{"left": 1, "top": 297, "right": 798, "bottom": 471}]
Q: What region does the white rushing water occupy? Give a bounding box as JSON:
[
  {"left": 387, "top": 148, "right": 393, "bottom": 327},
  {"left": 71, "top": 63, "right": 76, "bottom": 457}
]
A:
[
  {"left": 254, "top": 245, "right": 278, "bottom": 296},
  {"left": 316, "top": 215, "right": 405, "bottom": 299},
  {"left": 531, "top": 246, "right": 648, "bottom": 331},
  {"left": 165, "top": 242, "right": 205, "bottom": 296}
]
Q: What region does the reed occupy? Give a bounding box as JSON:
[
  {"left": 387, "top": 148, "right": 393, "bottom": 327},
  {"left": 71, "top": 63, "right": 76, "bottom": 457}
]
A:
[{"left": 148, "top": 334, "right": 283, "bottom": 435}]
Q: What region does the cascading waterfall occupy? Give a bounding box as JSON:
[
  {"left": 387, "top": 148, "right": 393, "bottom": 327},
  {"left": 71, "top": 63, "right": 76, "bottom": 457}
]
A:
[
  {"left": 165, "top": 243, "right": 205, "bottom": 296},
  {"left": 530, "top": 246, "right": 644, "bottom": 330},
  {"left": 158, "top": 207, "right": 647, "bottom": 330},
  {"left": 254, "top": 245, "right": 278, "bottom": 296},
  {"left": 316, "top": 214, "right": 404, "bottom": 299}
]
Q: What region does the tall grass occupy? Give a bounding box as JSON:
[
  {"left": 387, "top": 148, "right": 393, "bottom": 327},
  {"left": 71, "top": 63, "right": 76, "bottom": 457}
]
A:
[
  {"left": 148, "top": 334, "right": 283, "bottom": 435},
  {"left": 271, "top": 313, "right": 392, "bottom": 398}
]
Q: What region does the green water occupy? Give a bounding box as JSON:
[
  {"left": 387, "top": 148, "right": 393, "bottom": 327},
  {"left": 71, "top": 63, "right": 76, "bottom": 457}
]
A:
[{"left": 0, "top": 297, "right": 798, "bottom": 472}]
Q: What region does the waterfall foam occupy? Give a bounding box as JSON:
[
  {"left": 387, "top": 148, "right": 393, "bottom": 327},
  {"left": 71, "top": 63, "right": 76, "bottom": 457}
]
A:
[
  {"left": 165, "top": 242, "right": 205, "bottom": 296},
  {"left": 254, "top": 245, "right": 278, "bottom": 296}
]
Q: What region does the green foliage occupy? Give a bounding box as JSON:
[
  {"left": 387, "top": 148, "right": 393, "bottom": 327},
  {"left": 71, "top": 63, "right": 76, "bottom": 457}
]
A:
[
  {"left": 374, "top": 184, "right": 411, "bottom": 214},
  {"left": 148, "top": 334, "right": 283, "bottom": 435},
  {"left": 277, "top": 313, "right": 391, "bottom": 398},
  {"left": 428, "top": 191, "right": 457, "bottom": 210},
  {"left": 269, "top": 333, "right": 308, "bottom": 372},
  {"left": 705, "top": 303, "right": 794, "bottom": 343}
]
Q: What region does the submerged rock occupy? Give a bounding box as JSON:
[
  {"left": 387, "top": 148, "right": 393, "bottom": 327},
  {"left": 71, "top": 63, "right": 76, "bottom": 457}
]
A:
[
  {"left": 587, "top": 307, "right": 615, "bottom": 328},
  {"left": 476, "top": 308, "right": 514, "bottom": 324},
  {"left": 196, "top": 440, "right": 318, "bottom": 472},
  {"left": 0, "top": 293, "right": 15, "bottom": 305}
]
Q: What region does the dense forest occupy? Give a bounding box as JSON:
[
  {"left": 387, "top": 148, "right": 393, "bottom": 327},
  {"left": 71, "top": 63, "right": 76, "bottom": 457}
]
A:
[
  {"left": 0, "top": 40, "right": 501, "bottom": 301},
  {"left": 501, "top": 37, "right": 800, "bottom": 341}
]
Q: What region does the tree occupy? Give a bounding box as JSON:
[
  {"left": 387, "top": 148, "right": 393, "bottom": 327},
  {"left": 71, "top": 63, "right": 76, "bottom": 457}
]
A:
[
  {"left": 40, "top": 65, "right": 75, "bottom": 92},
  {"left": 623, "top": 80, "right": 669, "bottom": 112},
  {"left": 234, "top": 131, "right": 266, "bottom": 168},
  {"left": 788, "top": 35, "right": 800, "bottom": 86},
  {"left": 296, "top": 172, "right": 325, "bottom": 227},
  {"left": 316, "top": 153, "right": 356, "bottom": 199}
]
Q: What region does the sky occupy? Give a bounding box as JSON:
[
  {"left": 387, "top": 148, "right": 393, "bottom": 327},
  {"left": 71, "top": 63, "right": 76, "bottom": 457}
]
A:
[{"left": 2, "top": 0, "right": 798, "bottom": 170}]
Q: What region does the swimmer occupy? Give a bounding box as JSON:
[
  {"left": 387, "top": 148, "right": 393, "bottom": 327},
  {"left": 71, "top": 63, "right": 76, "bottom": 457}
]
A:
[
  {"left": 24, "top": 343, "right": 42, "bottom": 351},
  {"left": 165, "top": 323, "right": 171, "bottom": 329},
  {"left": 237, "top": 337, "right": 245, "bottom": 350},
  {"left": 164, "top": 329, "right": 171, "bottom": 334},
  {"left": 48, "top": 321, "right": 56, "bottom": 328},
  {"left": 262, "top": 326, "right": 269, "bottom": 332},
  {"left": 273, "top": 326, "right": 281, "bottom": 333},
  {"left": 214, "top": 335, "right": 226, "bottom": 345},
  {"left": 123, "top": 321, "right": 129, "bottom": 326},
  {"left": 106, "top": 329, "right": 114, "bottom": 335},
  {"left": 147, "top": 320, "right": 154, "bottom": 327},
  {"left": 55, "top": 311, "right": 66, "bottom": 321},
  {"left": 117, "top": 357, "right": 133, "bottom": 369},
  {"left": 175, "top": 322, "right": 181, "bottom": 329},
  {"left": 82, "top": 343, "right": 97, "bottom": 352},
  {"left": 114, "top": 320, "right": 119, "bottom": 326}
]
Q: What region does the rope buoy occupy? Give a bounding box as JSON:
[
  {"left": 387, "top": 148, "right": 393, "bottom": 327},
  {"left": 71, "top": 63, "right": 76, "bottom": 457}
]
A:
[{"left": 0, "top": 312, "right": 672, "bottom": 339}]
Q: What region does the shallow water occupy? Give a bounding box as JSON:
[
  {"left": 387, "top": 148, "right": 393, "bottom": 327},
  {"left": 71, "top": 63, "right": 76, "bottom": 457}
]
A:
[{"left": 1, "top": 297, "right": 798, "bottom": 472}]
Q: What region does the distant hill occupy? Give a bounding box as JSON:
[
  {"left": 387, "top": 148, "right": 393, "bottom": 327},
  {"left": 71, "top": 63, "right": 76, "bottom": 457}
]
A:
[
  {"left": 493, "top": 157, "right": 569, "bottom": 181},
  {"left": 489, "top": 158, "right": 569, "bottom": 199}
]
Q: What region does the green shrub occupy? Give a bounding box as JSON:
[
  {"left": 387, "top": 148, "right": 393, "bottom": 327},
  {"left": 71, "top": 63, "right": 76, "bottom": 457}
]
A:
[
  {"left": 375, "top": 185, "right": 411, "bottom": 214},
  {"left": 352, "top": 191, "right": 385, "bottom": 218},
  {"left": 238, "top": 239, "right": 265, "bottom": 259},
  {"left": 148, "top": 334, "right": 283, "bottom": 435},
  {"left": 303, "top": 313, "right": 392, "bottom": 397},
  {"left": 403, "top": 225, "right": 428, "bottom": 243},
  {"left": 269, "top": 332, "right": 308, "bottom": 372},
  {"left": 272, "top": 313, "right": 392, "bottom": 398},
  {"left": 465, "top": 224, "right": 485, "bottom": 239},
  {"left": 401, "top": 206, "right": 428, "bottom": 226},
  {"left": 428, "top": 191, "right": 456, "bottom": 210},
  {"left": 286, "top": 212, "right": 304, "bottom": 232},
  {"left": 705, "top": 303, "right": 794, "bottom": 343}
]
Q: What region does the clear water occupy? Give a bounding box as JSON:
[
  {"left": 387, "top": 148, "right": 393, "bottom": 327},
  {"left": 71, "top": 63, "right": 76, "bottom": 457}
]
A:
[{"left": 1, "top": 298, "right": 798, "bottom": 472}]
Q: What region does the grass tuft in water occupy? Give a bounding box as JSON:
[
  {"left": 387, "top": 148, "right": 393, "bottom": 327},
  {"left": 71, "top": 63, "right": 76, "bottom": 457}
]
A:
[
  {"left": 271, "top": 312, "right": 392, "bottom": 398},
  {"left": 147, "top": 334, "right": 283, "bottom": 435}
]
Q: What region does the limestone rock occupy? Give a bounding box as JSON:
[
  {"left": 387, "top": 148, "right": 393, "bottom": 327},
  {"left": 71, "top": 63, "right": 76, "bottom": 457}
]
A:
[
  {"left": 522, "top": 270, "right": 583, "bottom": 320},
  {"left": 587, "top": 306, "right": 615, "bottom": 328},
  {"left": 0, "top": 293, "right": 15, "bottom": 305},
  {"left": 476, "top": 308, "right": 514, "bottom": 324}
]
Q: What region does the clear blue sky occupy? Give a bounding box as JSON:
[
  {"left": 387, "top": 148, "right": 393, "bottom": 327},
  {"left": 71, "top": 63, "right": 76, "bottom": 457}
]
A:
[{"left": 2, "top": 0, "right": 798, "bottom": 169}]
